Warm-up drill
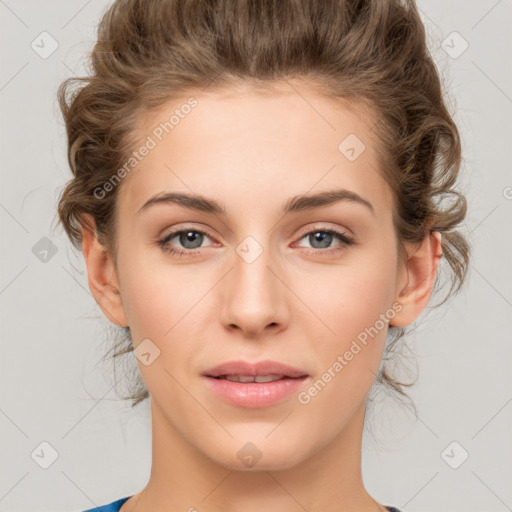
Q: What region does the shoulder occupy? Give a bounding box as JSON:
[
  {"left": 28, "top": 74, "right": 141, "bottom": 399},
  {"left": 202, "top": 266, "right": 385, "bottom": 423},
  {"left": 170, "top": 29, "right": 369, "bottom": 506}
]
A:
[{"left": 81, "top": 496, "right": 132, "bottom": 512}]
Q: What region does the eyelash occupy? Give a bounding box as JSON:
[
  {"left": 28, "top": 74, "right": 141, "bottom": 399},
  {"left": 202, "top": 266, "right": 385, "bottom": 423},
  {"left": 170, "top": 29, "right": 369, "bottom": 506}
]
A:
[{"left": 157, "top": 227, "right": 354, "bottom": 258}]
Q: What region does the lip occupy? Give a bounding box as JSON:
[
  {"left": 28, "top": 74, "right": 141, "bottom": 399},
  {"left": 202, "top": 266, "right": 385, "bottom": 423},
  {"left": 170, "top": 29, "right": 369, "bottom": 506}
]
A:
[
  {"left": 202, "top": 359, "right": 308, "bottom": 378},
  {"left": 201, "top": 359, "right": 310, "bottom": 409},
  {"left": 203, "top": 375, "right": 309, "bottom": 408}
]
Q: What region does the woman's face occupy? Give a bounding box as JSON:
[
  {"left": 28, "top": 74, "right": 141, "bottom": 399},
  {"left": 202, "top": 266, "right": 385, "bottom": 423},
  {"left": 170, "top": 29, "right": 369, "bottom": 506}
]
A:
[{"left": 108, "top": 82, "right": 410, "bottom": 469}]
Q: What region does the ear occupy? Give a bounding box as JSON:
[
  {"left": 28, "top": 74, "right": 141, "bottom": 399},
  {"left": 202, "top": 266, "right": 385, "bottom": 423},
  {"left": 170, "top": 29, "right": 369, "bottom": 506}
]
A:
[
  {"left": 390, "top": 231, "right": 443, "bottom": 327},
  {"left": 81, "top": 214, "right": 128, "bottom": 328}
]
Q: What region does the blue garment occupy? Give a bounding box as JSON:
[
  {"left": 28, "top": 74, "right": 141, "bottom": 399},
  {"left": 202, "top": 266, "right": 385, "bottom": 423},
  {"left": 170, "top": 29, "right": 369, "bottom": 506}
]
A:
[
  {"left": 82, "top": 496, "right": 403, "bottom": 511},
  {"left": 82, "top": 496, "right": 131, "bottom": 512}
]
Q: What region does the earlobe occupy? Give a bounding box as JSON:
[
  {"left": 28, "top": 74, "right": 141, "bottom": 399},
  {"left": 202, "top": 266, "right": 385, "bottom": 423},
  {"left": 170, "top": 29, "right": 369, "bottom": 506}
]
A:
[
  {"left": 390, "top": 231, "right": 443, "bottom": 327},
  {"left": 81, "top": 214, "right": 129, "bottom": 328}
]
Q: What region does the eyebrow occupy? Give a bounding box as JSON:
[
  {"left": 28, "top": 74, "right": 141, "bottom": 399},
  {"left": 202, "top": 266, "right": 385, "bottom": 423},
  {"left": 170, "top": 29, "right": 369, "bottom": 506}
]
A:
[{"left": 137, "top": 188, "right": 375, "bottom": 217}]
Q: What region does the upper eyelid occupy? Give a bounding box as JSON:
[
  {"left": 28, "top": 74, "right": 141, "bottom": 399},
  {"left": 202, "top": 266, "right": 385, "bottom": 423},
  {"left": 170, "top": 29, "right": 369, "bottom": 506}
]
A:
[
  {"left": 160, "top": 224, "right": 214, "bottom": 239},
  {"left": 295, "top": 224, "right": 351, "bottom": 239}
]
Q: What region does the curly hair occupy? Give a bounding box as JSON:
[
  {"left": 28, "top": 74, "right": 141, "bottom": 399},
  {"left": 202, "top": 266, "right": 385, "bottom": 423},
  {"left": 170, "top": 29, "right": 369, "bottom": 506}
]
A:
[{"left": 54, "top": 0, "right": 470, "bottom": 411}]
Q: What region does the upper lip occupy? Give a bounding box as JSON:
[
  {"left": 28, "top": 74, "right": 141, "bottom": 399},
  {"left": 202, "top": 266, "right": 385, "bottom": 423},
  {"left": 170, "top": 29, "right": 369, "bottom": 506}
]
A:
[{"left": 202, "top": 359, "right": 309, "bottom": 378}]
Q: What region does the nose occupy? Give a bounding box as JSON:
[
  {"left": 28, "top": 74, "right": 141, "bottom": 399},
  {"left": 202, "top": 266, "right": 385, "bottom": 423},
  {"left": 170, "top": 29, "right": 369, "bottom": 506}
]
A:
[{"left": 218, "top": 243, "right": 289, "bottom": 338}]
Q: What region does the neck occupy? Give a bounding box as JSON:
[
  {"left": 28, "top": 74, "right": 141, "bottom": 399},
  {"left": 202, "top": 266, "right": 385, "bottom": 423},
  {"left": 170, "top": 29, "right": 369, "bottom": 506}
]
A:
[{"left": 126, "top": 400, "right": 384, "bottom": 512}]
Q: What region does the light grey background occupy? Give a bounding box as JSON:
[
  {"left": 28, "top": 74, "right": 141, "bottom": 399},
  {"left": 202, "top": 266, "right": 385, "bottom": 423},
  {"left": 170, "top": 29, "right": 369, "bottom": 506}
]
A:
[{"left": 1, "top": 1, "right": 511, "bottom": 511}]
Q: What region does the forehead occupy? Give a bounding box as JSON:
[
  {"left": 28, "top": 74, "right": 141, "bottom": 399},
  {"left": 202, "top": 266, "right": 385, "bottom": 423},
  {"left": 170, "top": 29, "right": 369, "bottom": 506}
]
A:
[{"left": 119, "top": 81, "right": 393, "bottom": 218}]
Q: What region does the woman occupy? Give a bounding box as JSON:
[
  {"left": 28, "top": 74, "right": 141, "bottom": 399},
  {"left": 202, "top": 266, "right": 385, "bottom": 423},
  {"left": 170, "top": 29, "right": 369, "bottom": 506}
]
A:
[{"left": 57, "top": 0, "right": 469, "bottom": 510}]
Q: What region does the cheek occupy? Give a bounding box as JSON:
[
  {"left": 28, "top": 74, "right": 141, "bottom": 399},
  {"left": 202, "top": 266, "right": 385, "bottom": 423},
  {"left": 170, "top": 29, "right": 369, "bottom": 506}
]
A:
[
  {"left": 299, "top": 250, "right": 398, "bottom": 343},
  {"left": 121, "top": 278, "right": 170, "bottom": 340},
  {"left": 295, "top": 250, "right": 397, "bottom": 405},
  {"left": 117, "top": 260, "right": 203, "bottom": 397},
  {"left": 117, "top": 246, "right": 200, "bottom": 339}
]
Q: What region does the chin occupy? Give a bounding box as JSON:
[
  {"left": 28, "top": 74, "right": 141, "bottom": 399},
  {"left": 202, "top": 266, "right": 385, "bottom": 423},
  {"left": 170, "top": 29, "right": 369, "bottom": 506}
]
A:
[{"left": 202, "top": 435, "right": 311, "bottom": 472}]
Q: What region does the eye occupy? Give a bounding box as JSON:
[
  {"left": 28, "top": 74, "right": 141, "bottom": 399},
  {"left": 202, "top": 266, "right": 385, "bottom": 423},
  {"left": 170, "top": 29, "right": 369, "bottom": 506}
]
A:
[
  {"left": 157, "top": 228, "right": 214, "bottom": 257},
  {"left": 157, "top": 226, "right": 354, "bottom": 258},
  {"left": 294, "top": 228, "right": 354, "bottom": 255}
]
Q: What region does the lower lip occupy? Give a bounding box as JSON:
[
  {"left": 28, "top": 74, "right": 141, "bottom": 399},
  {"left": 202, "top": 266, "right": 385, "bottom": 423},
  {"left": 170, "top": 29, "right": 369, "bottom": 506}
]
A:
[{"left": 203, "top": 376, "right": 309, "bottom": 408}]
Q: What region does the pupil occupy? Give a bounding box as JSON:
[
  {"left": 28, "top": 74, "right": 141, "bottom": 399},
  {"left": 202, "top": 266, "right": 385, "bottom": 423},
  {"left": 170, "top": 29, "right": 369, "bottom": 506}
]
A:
[
  {"left": 312, "top": 232, "right": 331, "bottom": 248},
  {"left": 180, "top": 231, "right": 202, "bottom": 249}
]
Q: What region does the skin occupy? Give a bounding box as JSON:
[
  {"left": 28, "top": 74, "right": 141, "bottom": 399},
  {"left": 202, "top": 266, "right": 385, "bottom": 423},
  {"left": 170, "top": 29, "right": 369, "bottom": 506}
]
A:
[{"left": 81, "top": 80, "right": 442, "bottom": 512}]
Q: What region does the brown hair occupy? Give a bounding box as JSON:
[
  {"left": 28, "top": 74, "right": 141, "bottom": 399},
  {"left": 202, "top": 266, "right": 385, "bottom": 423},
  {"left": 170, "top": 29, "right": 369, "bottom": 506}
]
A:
[{"left": 55, "top": 0, "right": 470, "bottom": 411}]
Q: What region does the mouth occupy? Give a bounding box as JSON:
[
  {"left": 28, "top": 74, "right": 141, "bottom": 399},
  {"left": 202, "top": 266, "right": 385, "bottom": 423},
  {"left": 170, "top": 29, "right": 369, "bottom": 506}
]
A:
[
  {"left": 202, "top": 359, "right": 309, "bottom": 380},
  {"left": 209, "top": 374, "right": 306, "bottom": 383},
  {"left": 202, "top": 373, "right": 309, "bottom": 408},
  {"left": 201, "top": 359, "right": 310, "bottom": 408}
]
